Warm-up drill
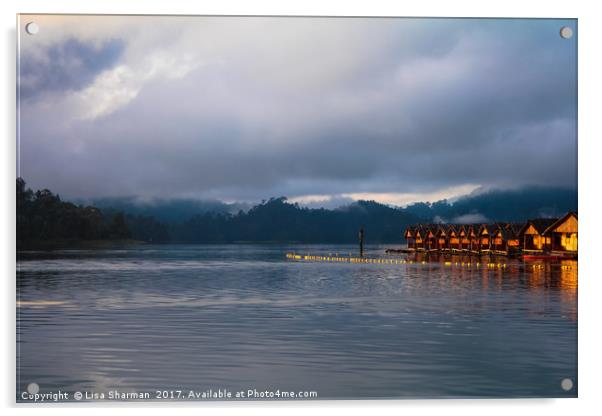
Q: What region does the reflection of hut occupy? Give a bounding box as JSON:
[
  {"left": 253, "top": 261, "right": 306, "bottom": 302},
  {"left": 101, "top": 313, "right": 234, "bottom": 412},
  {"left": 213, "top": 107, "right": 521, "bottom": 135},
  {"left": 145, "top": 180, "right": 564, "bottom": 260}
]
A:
[
  {"left": 436, "top": 225, "right": 449, "bottom": 252},
  {"left": 404, "top": 226, "right": 416, "bottom": 251},
  {"left": 519, "top": 218, "right": 557, "bottom": 253},
  {"left": 544, "top": 212, "right": 578, "bottom": 256}
]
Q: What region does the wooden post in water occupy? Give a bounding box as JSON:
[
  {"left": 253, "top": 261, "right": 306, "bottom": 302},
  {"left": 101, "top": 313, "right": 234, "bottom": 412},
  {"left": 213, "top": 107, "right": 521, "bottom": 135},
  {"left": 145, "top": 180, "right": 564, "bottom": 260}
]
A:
[{"left": 359, "top": 227, "right": 365, "bottom": 257}]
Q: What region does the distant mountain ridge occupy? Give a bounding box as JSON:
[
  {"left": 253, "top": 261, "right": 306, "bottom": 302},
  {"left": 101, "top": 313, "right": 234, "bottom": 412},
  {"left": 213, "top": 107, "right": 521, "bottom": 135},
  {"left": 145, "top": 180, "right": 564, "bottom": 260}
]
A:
[
  {"left": 84, "top": 197, "right": 251, "bottom": 222},
  {"left": 21, "top": 179, "right": 577, "bottom": 245},
  {"left": 404, "top": 186, "right": 577, "bottom": 224},
  {"left": 90, "top": 186, "right": 577, "bottom": 225},
  {"left": 93, "top": 186, "right": 576, "bottom": 243}
]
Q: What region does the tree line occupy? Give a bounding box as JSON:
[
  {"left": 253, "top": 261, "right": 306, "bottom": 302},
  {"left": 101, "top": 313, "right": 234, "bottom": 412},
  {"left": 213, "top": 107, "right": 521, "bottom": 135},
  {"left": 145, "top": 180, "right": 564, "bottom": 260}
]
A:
[
  {"left": 171, "top": 197, "right": 422, "bottom": 244},
  {"left": 17, "top": 179, "right": 421, "bottom": 246},
  {"left": 17, "top": 178, "right": 577, "bottom": 248},
  {"left": 17, "top": 178, "right": 168, "bottom": 248}
]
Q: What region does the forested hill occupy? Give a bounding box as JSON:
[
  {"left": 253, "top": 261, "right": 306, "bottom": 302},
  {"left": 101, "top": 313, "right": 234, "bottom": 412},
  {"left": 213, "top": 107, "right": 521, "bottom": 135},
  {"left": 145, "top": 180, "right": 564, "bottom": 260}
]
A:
[
  {"left": 404, "top": 186, "right": 577, "bottom": 223},
  {"left": 17, "top": 178, "right": 577, "bottom": 246},
  {"left": 172, "top": 197, "right": 422, "bottom": 243},
  {"left": 17, "top": 179, "right": 421, "bottom": 245},
  {"left": 17, "top": 178, "right": 134, "bottom": 248}
]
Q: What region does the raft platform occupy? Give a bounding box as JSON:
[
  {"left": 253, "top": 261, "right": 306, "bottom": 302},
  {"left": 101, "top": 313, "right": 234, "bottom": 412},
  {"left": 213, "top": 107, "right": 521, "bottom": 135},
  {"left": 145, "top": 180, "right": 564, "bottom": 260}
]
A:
[{"left": 285, "top": 252, "right": 577, "bottom": 271}]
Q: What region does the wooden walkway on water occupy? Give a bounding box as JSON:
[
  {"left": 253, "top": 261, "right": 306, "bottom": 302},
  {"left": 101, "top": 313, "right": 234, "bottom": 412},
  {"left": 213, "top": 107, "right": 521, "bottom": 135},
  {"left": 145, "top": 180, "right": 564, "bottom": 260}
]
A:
[{"left": 285, "top": 252, "right": 576, "bottom": 271}]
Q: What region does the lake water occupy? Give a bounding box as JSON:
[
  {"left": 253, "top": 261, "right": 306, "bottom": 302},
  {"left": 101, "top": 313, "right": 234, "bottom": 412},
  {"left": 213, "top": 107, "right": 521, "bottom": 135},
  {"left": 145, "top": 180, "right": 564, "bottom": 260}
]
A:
[{"left": 16, "top": 244, "right": 577, "bottom": 401}]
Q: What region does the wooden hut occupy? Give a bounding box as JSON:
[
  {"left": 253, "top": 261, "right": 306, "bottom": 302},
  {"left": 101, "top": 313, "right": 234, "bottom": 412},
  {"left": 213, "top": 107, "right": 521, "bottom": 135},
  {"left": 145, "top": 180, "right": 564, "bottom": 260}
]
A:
[
  {"left": 506, "top": 223, "right": 525, "bottom": 256},
  {"left": 404, "top": 226, "right": 416, "bottom": 251},
  {"left": 425, "top": 225, "right": 438, "bottom": 252},
  {"left": 543, "top": 212, "right": 578, "bottom": 256},
  {"left": 490, "top": 223, "right": 521, "bottom": 256},
  {"left": 458, "top": 225, "right": 471, "bottom": 252},
  {"left": 448, "top": 225, "right": 461, "bottom": 252},
  {"left": 478, "top": 224, "right": 501, "bottom": 254},
  {"left": 436, "top": 225, "right": 449, "bottom": 252},
  {"left": 490, "top": 226, "right": 505, "bottom": 255},
  {"left": 399, "top": 213, "right": 576, "bottom": 258},
  {"left": 467, "top": 225, "right": 480, "bottom": 254},
  {"left": 519, "top": 218, "right": 557, "bottom": 254},
  {"left": 414, "top": 226, "right": 426, "bottom": 252}
]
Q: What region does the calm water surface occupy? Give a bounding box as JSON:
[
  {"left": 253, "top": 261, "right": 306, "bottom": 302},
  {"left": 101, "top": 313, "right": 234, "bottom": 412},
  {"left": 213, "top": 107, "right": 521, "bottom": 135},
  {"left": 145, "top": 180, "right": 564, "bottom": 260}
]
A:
[{"left": 17, "top": 244, "right": 577, "bottom": 400}]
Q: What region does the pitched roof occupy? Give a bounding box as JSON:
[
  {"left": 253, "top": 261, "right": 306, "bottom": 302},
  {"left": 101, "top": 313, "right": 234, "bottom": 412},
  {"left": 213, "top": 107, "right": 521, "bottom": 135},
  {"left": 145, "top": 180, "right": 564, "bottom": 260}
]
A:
[
  {"left": 500, "top": 226, "right": 518, "bottom": 240},
  {"left": 466, "top": 224, "right": 479, "bottom": 236},
  {"left": 508, "top": 222, "right": 526, "bottom": 235},
  {"left": 543, "top": 211, "right": 578, "bottom": 234},
  {"left": 478, "top": 223, "right": 501, "bottom": 235},
  {"left": 423, "top": 224, "right": 439, "bottom": 232},
  {"left": 414, "top": 225, "right": 426, "bottom": 238},
  {"left": 525, "top": 218, "right": 558, "bottom": 235},
  {"left": 404, "top": 213, "right": 574, "bottom": 241},
  {"left": 448, "top": 224, "right": 460, "bottom": 235}
]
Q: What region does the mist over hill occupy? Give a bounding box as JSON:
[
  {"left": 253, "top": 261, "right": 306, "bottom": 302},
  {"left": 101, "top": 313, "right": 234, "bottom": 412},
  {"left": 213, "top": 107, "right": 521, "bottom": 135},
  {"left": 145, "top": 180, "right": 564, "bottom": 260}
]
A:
[
  {"left": 94, "top": 186, "right": 577, "bottom": 243},
  {"left": 19, "top": 178, "right": 577, "bottom": 245},
  {"left": 404, "top": 186, "right": 577, "bottom": 224}
]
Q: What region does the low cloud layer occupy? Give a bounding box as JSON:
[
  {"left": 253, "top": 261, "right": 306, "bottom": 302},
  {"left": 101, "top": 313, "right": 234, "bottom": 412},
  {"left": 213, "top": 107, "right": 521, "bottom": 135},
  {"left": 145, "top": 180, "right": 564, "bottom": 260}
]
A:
[{"left": 18, "top": 16, "right": 577, "bottom": 205}]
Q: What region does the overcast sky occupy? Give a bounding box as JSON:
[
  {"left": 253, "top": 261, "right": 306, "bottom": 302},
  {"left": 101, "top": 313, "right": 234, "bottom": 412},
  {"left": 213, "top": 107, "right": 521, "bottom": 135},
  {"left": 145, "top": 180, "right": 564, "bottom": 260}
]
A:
[{"left": 18, "top": 16, "right": 577, "bottom": 207}]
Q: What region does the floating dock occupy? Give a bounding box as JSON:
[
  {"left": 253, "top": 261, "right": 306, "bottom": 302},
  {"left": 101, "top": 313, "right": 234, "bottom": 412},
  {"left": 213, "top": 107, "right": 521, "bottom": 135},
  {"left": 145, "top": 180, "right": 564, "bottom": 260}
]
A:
[{"left": 285, "top": 252, "right": 576, "bottom": 270}]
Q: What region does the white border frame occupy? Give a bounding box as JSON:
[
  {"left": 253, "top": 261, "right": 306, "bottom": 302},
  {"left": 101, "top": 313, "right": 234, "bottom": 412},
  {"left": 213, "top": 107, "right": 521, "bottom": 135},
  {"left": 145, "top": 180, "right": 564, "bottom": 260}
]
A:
[{"left": 3, "top": 1, "right": 601, "bottom": 415}]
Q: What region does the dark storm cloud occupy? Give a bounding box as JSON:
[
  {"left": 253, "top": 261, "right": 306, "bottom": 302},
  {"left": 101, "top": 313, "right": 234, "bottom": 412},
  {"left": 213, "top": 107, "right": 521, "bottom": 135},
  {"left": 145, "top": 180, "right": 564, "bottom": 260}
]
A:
[
  {"left": 18, "top": 17, "right": 577, "bottom": 203},
  {"left": 19, "top": 38, "right": 125, "bottom": 99}
]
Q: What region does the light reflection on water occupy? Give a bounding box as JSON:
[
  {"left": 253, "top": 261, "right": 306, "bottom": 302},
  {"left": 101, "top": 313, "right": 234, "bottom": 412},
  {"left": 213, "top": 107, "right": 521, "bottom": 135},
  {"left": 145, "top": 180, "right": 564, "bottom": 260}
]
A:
[{"left": 17, "top": 244, "right": 577, "bottom": 399}]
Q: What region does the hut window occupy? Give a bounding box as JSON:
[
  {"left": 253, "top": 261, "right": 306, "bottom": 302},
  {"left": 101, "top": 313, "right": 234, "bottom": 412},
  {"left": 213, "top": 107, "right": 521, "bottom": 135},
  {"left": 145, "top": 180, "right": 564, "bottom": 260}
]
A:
[{"left": 561, "top": 233, "right": 578, "bottom": 251}]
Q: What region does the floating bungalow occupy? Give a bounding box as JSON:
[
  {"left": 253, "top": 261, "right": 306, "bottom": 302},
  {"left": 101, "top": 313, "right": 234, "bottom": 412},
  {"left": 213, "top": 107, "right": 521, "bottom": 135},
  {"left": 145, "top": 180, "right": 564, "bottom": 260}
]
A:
[
  {"left": 436, "top": 225, "right": 448, "bottom": 252},
  {"left": 477, "top": 223, "right": 500, "bottom": 254},
  {"left": 414, "top": 226, "right": 426, "bottom": 252},
  {"left": 505, "top": 224, "right": 523, "bottom": 255},
  {"left": 458, "top": 226, "right": 471, "bottom": 252},
  {"left": 519, "top": 218, "right": 556, "bottom": 254},
  {"left": 402, "top": 212, "right": 577, "bottom": 258},
  {"left": 491, "top": 223, "right": 523, "bottom": 256},
  {"left": 489, "top": 225, "right": 505, "bottom": 255},
  {"left": 404, "top": 226, "right": 416, "bottom": 251},
  {"left": 425, "top": 225, "right": 438, "bottom": 252},
  {"left": 545, "top": 212, "right": 578, "bottom": 255},
  {"left": 467, "top": 225, "right": 480, "bottom": 254},
  {"left": 448, "top": 225, "right": 461, "bottom": 253}
]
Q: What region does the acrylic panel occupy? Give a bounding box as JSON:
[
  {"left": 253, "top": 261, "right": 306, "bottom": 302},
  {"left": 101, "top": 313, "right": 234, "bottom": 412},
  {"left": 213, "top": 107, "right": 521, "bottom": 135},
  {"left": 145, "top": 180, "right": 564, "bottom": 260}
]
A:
[{"left": 16, "top": 15, "right": 577, "bottom": 403}]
